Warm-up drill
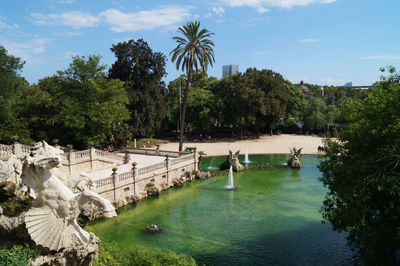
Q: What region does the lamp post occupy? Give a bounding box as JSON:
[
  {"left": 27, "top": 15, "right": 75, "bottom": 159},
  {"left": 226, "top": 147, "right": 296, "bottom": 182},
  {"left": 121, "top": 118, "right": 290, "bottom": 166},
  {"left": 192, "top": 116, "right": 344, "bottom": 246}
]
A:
[{"left": 179, "top": 79, "right": 182, "bottom": 134}]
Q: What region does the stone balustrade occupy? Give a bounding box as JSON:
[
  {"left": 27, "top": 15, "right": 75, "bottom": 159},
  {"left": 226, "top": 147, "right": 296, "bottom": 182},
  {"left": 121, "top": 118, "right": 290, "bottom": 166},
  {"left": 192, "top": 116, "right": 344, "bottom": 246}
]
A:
[
  {"left": 125, "top": 148, "right": 186, "bottom": 158},
  {"left": 93, "top": 151, "right": 199, "bottom": 204}
]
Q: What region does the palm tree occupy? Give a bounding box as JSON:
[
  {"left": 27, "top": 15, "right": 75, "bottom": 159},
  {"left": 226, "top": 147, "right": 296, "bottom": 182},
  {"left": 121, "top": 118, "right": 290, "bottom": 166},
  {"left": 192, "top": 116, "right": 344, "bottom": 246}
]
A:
[{"left": 170, "top": 21, "right": 215, "bottom": 152}]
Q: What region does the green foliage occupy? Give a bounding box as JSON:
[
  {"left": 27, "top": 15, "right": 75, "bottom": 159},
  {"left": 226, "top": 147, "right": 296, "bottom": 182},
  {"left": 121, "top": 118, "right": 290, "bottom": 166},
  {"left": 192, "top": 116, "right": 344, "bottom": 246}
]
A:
[
  {"left": 170, "top": 21, "right": 215, "bottom": 151},
  {"left": 20, "top": 55, "right": 130, "bottom": 149},
  {"left": 0, "top": 46, "right": 31, "bottom": 144},
  {"left": 0, "top": 244, "right": 41, "bottom": 266},
  {"left": 146, "top": 183, "right": 155, "bottom": 188},
  {"left": 0, "top": 182, "right": 31, "bottom": 216},
  {"left": 303, "top": 98, "right": 337, "bottom": 131},
  {"left": 94, "top": 241, "right": 196, "bottom": 266},
  {"left": 319, "top": 69, "right": 400, "bottom": 264},
  {"left": 109, "top": 39, "right": 167, "bottom": 137},
  {"left": 165, "top": 72, "right": 222, "bottom": 133}
]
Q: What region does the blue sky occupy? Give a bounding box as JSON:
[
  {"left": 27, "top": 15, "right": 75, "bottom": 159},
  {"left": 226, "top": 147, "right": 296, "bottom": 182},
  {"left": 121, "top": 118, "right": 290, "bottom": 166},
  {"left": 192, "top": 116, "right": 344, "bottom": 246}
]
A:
[{"left": 1, "top": 0, "right": 399, "bottom": 86}]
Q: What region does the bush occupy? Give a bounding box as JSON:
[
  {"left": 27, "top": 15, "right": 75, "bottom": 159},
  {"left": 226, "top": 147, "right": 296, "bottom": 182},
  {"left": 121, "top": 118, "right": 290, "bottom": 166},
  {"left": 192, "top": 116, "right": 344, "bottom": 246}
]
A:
[
  {"left": 146, "top": 183, "right": 155, "bottom": 188},
  {"left": 94, "top": 241, "right": 196, "bottom": 266},
  {"left": 0, "top": 243, "right": 41, "bottom": 266}
]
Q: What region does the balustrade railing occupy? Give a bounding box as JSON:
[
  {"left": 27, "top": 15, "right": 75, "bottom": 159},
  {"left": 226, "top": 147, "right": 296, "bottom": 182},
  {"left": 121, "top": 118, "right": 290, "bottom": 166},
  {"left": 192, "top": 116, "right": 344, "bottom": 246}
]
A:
[
  {"left": 73, "top": 150, "right": 91, "bottom": 162},
  {"left": 0, "top": 145, "right": 13, "bottom": 156},
  {"left": 21, "top": 145, "right": 32, "bottom": 154},
  {"left": 170, "top": 154, "right": 195, "bottom": 165},
  {"left": 94, "top": 150, "right": 124, "bottom": 162},
  {"left": 137, "top": 161, "right": 166, "bottom": 176},
  {"left": 95, "top": 176, "right": 114, "bottom": 188},
  {"left": 118, "top": 171, "right": 133, "bottom": 182}
]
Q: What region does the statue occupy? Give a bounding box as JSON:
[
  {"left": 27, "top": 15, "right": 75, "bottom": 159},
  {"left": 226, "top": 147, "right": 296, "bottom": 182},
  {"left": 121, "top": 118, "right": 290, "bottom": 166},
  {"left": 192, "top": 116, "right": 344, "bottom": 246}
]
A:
[
  {"left": 1, "top": 141, "right": 117, "bottom": 264},
  {"left": 288, "top": 147, "right": 302, "bottom": 168},
  {"left": 0, "top": 155, "right": 22, "bottom": 183},
  {"left": 228, "top": 150, "right": 244, "bottom": 172}
]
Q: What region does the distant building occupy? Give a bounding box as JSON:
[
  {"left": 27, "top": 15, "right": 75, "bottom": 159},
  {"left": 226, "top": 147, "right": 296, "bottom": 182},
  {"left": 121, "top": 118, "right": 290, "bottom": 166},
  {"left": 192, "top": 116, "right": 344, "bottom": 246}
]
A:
[
  {"left": 344, "top": 82, "right": 353, "bottom": 87},
  {"left": 299, "top": 80, "right": 312, "bottom": 102},
  {"left": 222, "top": 64, "right": 239, "bottom": 77},
  {"left": 319, "top": 86, "right": 324, "bottom": 97}
]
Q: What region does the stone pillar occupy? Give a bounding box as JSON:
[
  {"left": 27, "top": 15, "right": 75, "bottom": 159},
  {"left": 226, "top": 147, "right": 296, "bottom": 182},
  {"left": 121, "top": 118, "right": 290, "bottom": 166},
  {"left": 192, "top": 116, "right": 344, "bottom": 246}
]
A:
[
  {"left": 132, "top": 166, "right": 136, "bottom": 196},
  {"left": 68, "top": 151, "right": 75, "bottom": 176},
  {"left": 112, "top": 169, "right": 117, "bottom": 201},
  {"left": 12, "top": 143, "right": 22, "bottom": 156},
  {"left": 193, "top": 150, "right": 198, "bottom": 171},
  {"left": 89, "top": 147, "right": 96, "bottom": 170},
  {"left": 165, "top": 157, "right": 169, "bottom": 185}
]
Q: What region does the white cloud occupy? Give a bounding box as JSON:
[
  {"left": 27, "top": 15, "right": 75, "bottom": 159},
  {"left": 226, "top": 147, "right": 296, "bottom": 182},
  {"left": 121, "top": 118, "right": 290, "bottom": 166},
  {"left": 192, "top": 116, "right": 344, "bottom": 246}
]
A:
[
  {"left": 253, "top": 50, "right": 269, "bottom": 55},
  {"left": 31, "top": 11, "right": 100, "bottom": 28},
  {"left": 0, "top": 20, "right": 18, "bottom": 31},
  {"left": 54, "top": 0, "right": 75, "bottom": 3},
  {"left": 212, "top": 6, "right": 225, "bottom": 15},
  {"left": 100, "top": 6, "right": 192, "bottom": 32},
  {"left": 361, "top": 55, "right": 400, "bottom": 60},
  {"left": 220, "top": 0, "right": 336, "bottom": 12},
  {"left": 299, "top": 38, "right": 319, "bottom": 42},
  {"left": 52, "top": 31, "right": 84, "bottom": 36},
  {"left": 0, "top": 38, "right": 53, "bottom": 65}
]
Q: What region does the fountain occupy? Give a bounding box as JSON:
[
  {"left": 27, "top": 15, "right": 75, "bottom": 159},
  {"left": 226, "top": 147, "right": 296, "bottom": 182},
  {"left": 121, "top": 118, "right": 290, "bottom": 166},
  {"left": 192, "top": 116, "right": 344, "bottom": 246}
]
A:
[
  {"left": 243, "top": 147, "right": 250, "bottom": 164},
  {"left": 225, "top": 165, "right": 235, "bottom": 190}
]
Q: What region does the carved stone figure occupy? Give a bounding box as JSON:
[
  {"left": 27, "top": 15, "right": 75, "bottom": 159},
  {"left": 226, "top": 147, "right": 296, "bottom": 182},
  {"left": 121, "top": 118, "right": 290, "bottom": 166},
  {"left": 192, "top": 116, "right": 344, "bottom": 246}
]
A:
[
  {"left": 288, "top": 147, "right": 302, "bottom": 168},
  {"left": 20, "top": 141, "right": 116, "bottom": 251},
  {"left": 229, "top": 150, "right": 244, "bottom": 172},
  {"left": 0, "top": 141, "right": 117, "bottom": 265},
  {"left": 0, "top": 155, "right": 22, "bottom": 183}
]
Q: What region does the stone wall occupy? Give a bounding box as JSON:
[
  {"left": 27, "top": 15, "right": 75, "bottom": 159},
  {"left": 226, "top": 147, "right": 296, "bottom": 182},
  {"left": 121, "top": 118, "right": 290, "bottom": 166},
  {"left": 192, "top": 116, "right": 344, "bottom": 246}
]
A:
[{"left": 94, "top": 153, "right": 198, "bottom": 205}]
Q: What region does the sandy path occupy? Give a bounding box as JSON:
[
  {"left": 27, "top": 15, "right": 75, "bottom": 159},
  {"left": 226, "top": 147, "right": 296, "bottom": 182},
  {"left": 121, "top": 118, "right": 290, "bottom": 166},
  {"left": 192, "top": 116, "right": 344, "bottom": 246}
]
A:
[{"left": 159, "top": 134, "right": 324, "bottom": 156}]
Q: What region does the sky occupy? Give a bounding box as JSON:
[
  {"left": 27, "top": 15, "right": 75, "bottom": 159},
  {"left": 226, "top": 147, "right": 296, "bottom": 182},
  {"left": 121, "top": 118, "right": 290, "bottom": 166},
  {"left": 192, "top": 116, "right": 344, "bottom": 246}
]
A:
[{"left": 0, "top": 0, "right": 399, "bottom": 86}]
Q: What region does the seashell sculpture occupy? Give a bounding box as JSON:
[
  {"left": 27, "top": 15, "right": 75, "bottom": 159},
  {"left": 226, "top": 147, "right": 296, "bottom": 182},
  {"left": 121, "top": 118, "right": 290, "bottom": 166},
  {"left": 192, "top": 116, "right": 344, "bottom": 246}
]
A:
[
  {"left": 228, "top": 150, "right": 244, "bottom": 172},
  {"left": 288, "top": 147, "right": 302, "bottom": 168},
  {"left": 18, "top": 141, "right": 116, "bottom": 252}
]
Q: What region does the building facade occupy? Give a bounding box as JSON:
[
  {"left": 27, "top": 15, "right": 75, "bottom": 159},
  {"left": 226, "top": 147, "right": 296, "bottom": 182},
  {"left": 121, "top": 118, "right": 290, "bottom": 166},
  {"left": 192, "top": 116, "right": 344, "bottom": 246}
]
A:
[{"left": 222, "top": 64, "right": 239, "bottom": 77}]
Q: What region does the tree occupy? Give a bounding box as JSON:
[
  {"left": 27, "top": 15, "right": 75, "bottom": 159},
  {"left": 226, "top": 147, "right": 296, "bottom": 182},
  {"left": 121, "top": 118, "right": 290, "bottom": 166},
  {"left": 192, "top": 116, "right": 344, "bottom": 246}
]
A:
[
  {"left": 165, "top": 72, "right": 221, "bottom": 134},
  {"left": 244, "top": 68, "right": 289, "bottom": 135},
  {"left": 210, "top": 73, "right": 266, "bottom": 137},
  {"left": 319, "top": 68, "right": 400, "bottom": 264},
  {"left": 109, "top": 39, "right": 167, "bottom": 137},
  {"left": 170, "top": 21, "right": 215, "bottom": 151},
  {"left": 22, "top": 55, "right": 130, "bottom": 148},
  {"left": 0, "top": 46, "right": 30, "bottom": 144}
]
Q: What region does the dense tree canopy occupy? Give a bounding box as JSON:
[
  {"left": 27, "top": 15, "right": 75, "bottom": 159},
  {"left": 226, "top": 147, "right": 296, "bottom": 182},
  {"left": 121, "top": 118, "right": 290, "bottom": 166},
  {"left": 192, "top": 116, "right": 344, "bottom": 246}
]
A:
[
  {"left": 0, "top": 46, "right": 29, "bottom": 143},
  {"left": 22, "top": 55, "right": 130, "bottom": 148},
  {"left": 109, "top": 39, "right": 167, "bottom": 137},
  {"left": 319, "top": 68, "right": 400, "bottom": 264}
]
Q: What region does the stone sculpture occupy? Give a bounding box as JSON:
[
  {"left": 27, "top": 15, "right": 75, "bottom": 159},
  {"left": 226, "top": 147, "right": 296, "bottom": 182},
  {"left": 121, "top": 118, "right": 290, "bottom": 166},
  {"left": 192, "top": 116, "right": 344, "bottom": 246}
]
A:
[
  {"left": 288, "top": 147, "right": 302, "bottom": 168},
  {"left": 0, "top": 141, "right": 117, "bottom": 265},
  {"left": 228, "top": 150, "right": 244, "bottom": 172},
  {"left": 0, "top": 155, "right": 22, "bottom": 183}
]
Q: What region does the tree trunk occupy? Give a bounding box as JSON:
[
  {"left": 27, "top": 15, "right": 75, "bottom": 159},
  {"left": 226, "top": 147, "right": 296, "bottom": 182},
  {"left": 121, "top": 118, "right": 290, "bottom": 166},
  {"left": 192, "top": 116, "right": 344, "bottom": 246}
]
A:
[{"left": 179, "top": 70, "right": 191, "bottom": 152}]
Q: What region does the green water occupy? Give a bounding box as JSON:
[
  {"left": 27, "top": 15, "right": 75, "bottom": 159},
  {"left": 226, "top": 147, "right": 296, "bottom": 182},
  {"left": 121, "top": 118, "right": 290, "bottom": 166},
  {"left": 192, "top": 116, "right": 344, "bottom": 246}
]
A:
[{"left": 87, "top": 155, "right": 352, "bottom": 265}]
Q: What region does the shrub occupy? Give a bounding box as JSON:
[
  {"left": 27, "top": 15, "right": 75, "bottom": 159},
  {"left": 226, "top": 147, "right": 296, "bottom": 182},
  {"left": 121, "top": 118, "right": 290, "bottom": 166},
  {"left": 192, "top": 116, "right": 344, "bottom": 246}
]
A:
[
  {"left": 0, "top": 243, "right": 41, "bottom": 266},
  {"left": 94, "top": 241, "right": 196, "bottom": 266},
  {"left": 146, "top": 183, "right": 155, "bottom": 188}
]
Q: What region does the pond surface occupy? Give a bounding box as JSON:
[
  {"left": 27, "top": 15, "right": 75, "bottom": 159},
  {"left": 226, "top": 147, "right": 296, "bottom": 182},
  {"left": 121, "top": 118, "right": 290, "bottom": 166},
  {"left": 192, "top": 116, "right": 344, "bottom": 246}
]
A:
[{"left": 87, "top": 155, "right": 352, "bottom": 265}]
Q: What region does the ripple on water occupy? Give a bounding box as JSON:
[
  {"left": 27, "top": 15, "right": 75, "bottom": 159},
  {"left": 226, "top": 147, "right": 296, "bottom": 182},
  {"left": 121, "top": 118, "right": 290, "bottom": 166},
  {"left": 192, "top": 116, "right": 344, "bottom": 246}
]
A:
[{"left": 87, "top": 155, "right": 352, "bottom": 265}]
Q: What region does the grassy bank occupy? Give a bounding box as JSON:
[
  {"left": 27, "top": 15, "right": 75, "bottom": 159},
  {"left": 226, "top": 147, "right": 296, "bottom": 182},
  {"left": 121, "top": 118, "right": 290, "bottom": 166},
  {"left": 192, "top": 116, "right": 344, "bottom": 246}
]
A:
[{"left": 94, "top": 240, "right": 197, "bottom": 266}]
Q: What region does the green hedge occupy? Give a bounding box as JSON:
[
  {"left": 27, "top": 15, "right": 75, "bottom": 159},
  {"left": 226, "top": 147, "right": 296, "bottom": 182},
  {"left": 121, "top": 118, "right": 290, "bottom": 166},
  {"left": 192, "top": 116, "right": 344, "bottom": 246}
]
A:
[
  {"left": 94, "top": 241, "right": 197, "bottom": 266},
  {"left": 0, "top": 244, "right": 40, "bottom": 266}
]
